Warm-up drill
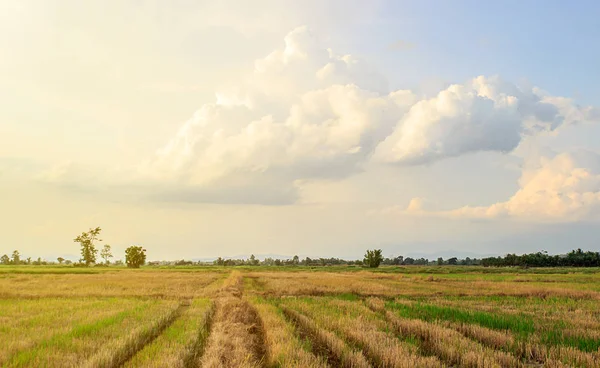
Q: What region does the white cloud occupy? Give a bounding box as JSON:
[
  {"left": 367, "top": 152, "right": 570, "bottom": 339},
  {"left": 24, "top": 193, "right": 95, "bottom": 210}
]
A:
[
  {"left": 31, "top": 26, "right": 599, "bottom": 205},
  {"left": 140, "top": 26, "right": 414, "bottom": 202},
  {"left": 449, "top": 151, "right": 600, "bottom": 221},
  {"left": 378, "top": 150, "right": 600, "bottom": 222},
  {"left": 372, "top": 76, "right": 597, "bottom": 165}
]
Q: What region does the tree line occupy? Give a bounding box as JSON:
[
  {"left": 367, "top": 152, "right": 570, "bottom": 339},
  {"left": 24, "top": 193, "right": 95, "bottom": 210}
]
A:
[
  {"left": 161, "top": 248, "right": 600, "bottom": 268},
  {"left": 1, "top": 227, "right": 147, "bottom": 268},
  {"left": 479, "top": 249, "right": 600, "bottom": 267},
  {"left": 3, "top": 231, "right": 600, "bottom": 268}
]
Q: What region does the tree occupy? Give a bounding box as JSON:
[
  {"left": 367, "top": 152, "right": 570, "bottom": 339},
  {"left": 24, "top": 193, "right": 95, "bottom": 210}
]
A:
[
  {"left": 100, "top": 244, "right": 113, "bottom": 265},
  {"left": 363, "top": 249, "right": 384, "bottom": 268},
  {"left": 392, "top": 256, "right": 404, "bottom": 265},
  {"left": 11, "top": 250, "right": 21, "bottom": 265},
  {"left": 125, "top": 246, "right": 147, "bottom": 268},
  {"left": 447, "top": 257, "right": 458, "bottom": 265},
  {"left": 57, "top": 257, "right": 65, "bottom": 264},
  {"left": 292, "top": 255, "right": 300, "bottom": 265},
  {"left": 1, "top": 254, "right": 10, "bottom": 265},
  {"left": 74, "top": 227, "right": 102, "bottom": 266},
  {"left": 249, "top": 254, "right": 259, "bottom": 266}
]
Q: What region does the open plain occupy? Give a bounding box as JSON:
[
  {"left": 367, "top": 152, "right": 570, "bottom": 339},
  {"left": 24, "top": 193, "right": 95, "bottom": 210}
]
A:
[{"left": 1, "top": 266, "right": 599, "bottom": 367}]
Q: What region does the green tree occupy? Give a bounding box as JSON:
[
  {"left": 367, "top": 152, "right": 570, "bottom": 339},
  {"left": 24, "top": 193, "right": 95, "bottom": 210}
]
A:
[
  {"left": 57, "top": 257, "right": 65, "bottom": 264},
  {"left": 11, "top": 250, "right": 21, "bottom": 265},
  {"left": 437, "top": 257, "right": 444, "bottom": 266},
  {"left": 100, "top": 244, "right": 113, "bottom": 265},
  {"left": 1, "top": 254, "right": 10, "bottom": 265},
  {"left": 249, "top": 254, "right": 259, "bottom": 266},
  {"left": 447, "top": 257, "right": 458, "bottom": 265},
  {"left": 125, "top": 246, "right": 147, "bottom": 268},
  {"left": 74, "top": 227, "right": 102, "bottom": 266},
  {"left": 292, "top": 255, "right": 300, "bottom": 265},
  {"left": 363, "top": 249, "right": 384, "bottom": 268}
]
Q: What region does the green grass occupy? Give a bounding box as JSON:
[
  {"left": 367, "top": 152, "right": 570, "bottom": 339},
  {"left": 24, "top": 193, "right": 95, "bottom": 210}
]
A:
[
  {"left": 385, "top": 300, "right": 536, "bottom": 337},
  {"left": 5, "top": 300, "right": 177, "bottom": 367},
  {"left": 542, "top": 330, "right": 600, "bottom": 353},
  {"left": 7, "top": 303, "right": 153, "bottom": 366},
  {"left": 124, "top": 299, "right": 213, "bottom": 367},
  {"left": 0, "top": 267, "right": 598, "bottom": 366}
]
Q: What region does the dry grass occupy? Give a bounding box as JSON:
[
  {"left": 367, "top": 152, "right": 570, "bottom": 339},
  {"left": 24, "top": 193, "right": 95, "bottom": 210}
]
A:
[
  {"left": 0, "top": 297, "right": 140, "bottom": 364},
  {"left": 285, "top": 297, "right": 443, "bottom": 368},
  {"left": 251, "top": 297, "right": 327, "bottom": 367},
  {"left": 281, "top": 306, "right": 371, "bottom": 368},
  {"left": 124, "top": 298, "right": 214, "bottom": 368},
  {"left": 83, "top": 302, "right": 183, "bottom": 368},
  {"left": 380, "top": 297, "right": 600, "bottom": 366},
  {"left": 0, "top": 271, "right": 223, "bottom": 299},
  {"left": 381, "top": 310, "right": 519, "bottom": 367},
  {"left": 5, "top": 299, "right": 179, "bottom": 367},
  {"left": 198, "top": 272, "right": 266, "bottom": 368},
  {"left": 245, "top": 270, "right": 600, "bottom": 300},
  {"left": 1, "top": 267, "right": 599, "bottom": 366}
]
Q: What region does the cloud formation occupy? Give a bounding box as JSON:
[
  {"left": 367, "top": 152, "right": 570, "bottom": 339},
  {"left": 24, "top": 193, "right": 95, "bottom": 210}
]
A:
[
  {"left": 32, "top": 26, "right": 598, "bottom": 205},
  {"left": 141, "top": 26, "right": 414, "bottom": 202},
  {"left": 448, "top": 150, "right": 600, "bottom": 221},
  {"left": 374, "top": 150, "right": 600, "bottom": 222},
  {"left": 138, "top": 26, "right": 598, "bottom": 204},
  {"left": 372, "top": 76, "right": 599, "bottom": 165}
]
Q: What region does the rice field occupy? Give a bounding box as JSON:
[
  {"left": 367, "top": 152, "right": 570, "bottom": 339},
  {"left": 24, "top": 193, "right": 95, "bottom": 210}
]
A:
[{"left": 1, "top": 266, "right": 599, "bottom": 367}]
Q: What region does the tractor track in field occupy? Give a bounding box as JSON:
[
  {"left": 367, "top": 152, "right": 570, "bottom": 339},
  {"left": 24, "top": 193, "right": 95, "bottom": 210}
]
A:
[
  {"left": 196, "top": 273, "right": 268, "bottom": 368},
  {"left": 281, "top": 306, "right": 371, "bottom": 368},
  {"left": 181, "top": 301, "right": 216, "bottom": 368},
  {"left": 104, "top": 302, "right": 189, "bottom": 368}
]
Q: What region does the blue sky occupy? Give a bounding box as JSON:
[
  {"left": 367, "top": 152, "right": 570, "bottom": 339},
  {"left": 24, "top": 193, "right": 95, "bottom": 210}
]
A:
[
  {"left": 348, "top": 1, "right": 600, "bottom": 105},
  {"left": 1, "top": 0, "right": 599, "bottom": 261}
]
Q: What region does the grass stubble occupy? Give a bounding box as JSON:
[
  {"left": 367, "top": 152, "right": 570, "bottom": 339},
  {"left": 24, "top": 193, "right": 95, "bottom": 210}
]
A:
[
  {"left": 121, "top": 298, "right": 214, "bottom": 368},
  {"left": 198, "top": 271, "right": 267, "bottom": 368},
  {"left": 1, "top": 266, "right": 599, "bottom": 367}
]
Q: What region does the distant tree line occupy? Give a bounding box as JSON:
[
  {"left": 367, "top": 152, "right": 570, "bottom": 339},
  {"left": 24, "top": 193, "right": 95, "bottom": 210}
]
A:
[
  {"left": 192, "top": 248, "right": 600, "bottom": 268},
  {"left": 1, "top": 227, "right": 147, "bottom": 268},
  {"left": 0, "top": 250, "right": 51, "bottom": 266},
  {"left": 3, "top": 236, "right": 599, "bottom": 269},
  {"left": 479, "top": 249, "right": 600, "bottom": 267}
]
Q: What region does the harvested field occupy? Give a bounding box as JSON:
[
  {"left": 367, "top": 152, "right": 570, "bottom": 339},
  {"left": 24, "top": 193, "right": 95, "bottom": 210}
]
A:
[{"left": 1, "top": 266, "right": 599, "bottom": 367}]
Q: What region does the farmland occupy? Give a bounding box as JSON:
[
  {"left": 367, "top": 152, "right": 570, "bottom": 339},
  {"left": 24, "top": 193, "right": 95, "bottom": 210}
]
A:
[{"left": 1, "top": 266, "right": 599, "bottom": 367}]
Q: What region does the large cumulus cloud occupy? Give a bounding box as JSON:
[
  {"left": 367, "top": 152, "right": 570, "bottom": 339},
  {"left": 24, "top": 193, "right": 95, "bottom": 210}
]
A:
[
  {"left": 37, "top": 26, "right": 598, "bottom": 205},
  {"left": 372, "top": 76, "right": 598, "bottom": 165},
  {"left": 139, "top": 26, "right": 598, "bottom": 204},
  {"left": 140, "top": 26, "right": 414, "bottom": 202}
]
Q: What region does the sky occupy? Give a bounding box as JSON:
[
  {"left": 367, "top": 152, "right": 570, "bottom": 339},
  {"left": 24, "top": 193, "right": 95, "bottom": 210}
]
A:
[{"left": 1, "top": 0, "right": 600, "bottom": 261}]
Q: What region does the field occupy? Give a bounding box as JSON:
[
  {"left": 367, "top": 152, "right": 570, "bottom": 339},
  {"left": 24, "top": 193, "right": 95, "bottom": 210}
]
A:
[{"left": 1, "top": 266, "right": 599, "bottom": 367}]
